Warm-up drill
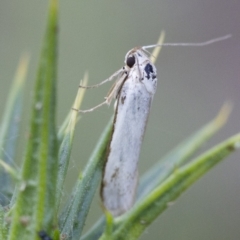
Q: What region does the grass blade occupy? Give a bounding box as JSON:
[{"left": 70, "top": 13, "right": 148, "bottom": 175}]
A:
[
  {"left": 80, "top": 217, "right": 105, "bottom": 240},
  {"left": 8, "top": 1, "right": 58, "bottom": 239},
  {"left": 56, "top": 73, "right": 88, "bottom": 211},
  {"left": 0, "top": 54, "right": 29, "bottom": 206},
  {"left": 0, "top": 205, "right": 7, "bottom": 239},
  {"left": 59, "top": 118, "right": 113, "bottom": 239}
]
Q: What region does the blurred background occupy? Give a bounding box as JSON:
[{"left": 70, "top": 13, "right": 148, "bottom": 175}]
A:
[{"left": 0, "top": 1, "right": 239, "bottom": 239}]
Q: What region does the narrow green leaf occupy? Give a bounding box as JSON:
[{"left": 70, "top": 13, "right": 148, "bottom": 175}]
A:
[
  {"left": 0, "top": 205, "right": 7, "bottom": 239},
  {"left": 56, "top": 73, "right": 88, "bottom": 211},
  {"left": 59, "top": 118, "right": 113, "bottom": 239},
  {"left": 8, "top": 1, "right": 58, "bottom": 240},
  {"left": 137, "top": 103, "right": 231, "bottom": 200},
  {"left": 80, "top": 217, "right": 105, "bottom": 240},
  {"left": 99, "top": 211, "right": 113, "bottom": 240},
  {"left": 35, "top": 0, "right": 58, "bottom": 231},
  {"left": 0, "top": 54, "right": 29, "bottom": 206},
  {"left": 112, "top": 133, "right": 240, "bottom": 240},
  {"left": 0, "top": 159, "right": 19, "bottom": 181}
]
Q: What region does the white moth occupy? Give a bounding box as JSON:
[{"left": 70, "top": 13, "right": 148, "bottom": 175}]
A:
[
  {"left": 101, "top": 48, "right": 157, "bottom": 217},
  {"left": 77, "top": 34, "right": 231, "bottom": 217},
  {"left": 79, "top": 47, "right": 157, "bottom": 216}
]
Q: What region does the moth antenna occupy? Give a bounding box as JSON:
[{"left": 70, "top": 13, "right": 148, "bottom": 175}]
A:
[
  {"left": 79, "top": 69, "right": 123, "bottom": 89},
  {"left": 143, "top": 34, "right": 232, "bottom": 50},
  {"left": 72, "top": 100, "right": 108, "bottom": 113}
]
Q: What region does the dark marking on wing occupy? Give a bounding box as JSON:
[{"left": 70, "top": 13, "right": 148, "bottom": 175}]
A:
[
  {"left": 121, "top": 96, "right": 126, "bottom": 104},
  {"left": 144, "top": 63, "right": 154, "bottom": 80},
  {"left": 111, "top": 168, "right": 119, "bottom": 181}
]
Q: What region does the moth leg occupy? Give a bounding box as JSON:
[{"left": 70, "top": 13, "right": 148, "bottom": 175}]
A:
[
  {"left": 105, "top": 73, "right": 128, "bottom": 103},
  {"left": 74, "top": 69, "right": 128, "bottom": 113},
  {"left": 79, "top": 69, "right": 122, "bottom": 89},
  {"left": 72, "top": 100, "right": 109, "bottom": 113}
]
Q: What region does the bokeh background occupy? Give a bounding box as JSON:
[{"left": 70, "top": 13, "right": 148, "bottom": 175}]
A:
[{"left": 0, "top": 1, "right": 240, "bottom": 239}]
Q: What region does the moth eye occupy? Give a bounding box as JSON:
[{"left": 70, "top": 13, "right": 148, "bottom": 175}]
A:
[{"left": 126, "top": 56, "right": 135, "bottom": 68}]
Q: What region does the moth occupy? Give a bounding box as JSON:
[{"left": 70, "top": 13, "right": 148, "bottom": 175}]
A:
[
  {"left": 79, "top": 45, "right": 158, "bottom": 217},
  {"left": 101, "top": 47, "right": 157, "bottom": 217},
  {"left": 77, "top": 34, "right": 231, "bottom": 217}
]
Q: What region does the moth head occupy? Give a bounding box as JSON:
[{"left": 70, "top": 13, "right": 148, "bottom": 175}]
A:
[
  {"left": 124, "top": 50, "right": 136, "bottom": 69},
  {"left": 124, "top": 48, "right": 149, "bottom": 69},
  {"left": 126, "top": 55, "right": 135, "bottom": 68}
]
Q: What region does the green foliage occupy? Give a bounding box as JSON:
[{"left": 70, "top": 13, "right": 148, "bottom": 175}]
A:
[
  {"left": 0, "top": 1, "right": 239, "bottom": 240},
  {"left": 0, "top": 53, "right": 29, "bottom": 206}
]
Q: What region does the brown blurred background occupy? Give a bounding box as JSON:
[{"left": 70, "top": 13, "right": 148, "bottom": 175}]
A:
[{"left": 0, "top": 1, "right": 239, "bottom": 239}]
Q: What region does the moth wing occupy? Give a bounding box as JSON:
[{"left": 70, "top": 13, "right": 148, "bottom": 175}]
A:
[{"left": 101, "top": 78, "right": 153, "bottom": 216}]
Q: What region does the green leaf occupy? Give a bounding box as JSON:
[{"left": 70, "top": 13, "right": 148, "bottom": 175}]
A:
[
  {"left": 80, "top": 217, "right": 105, "bottom": 240},
  {"left": 0, "top": 54, "right": 29, "bottom": 206},
  {"left": 112, "top": 133, "right": 240, "bottom": 240},
  {"left": 99, "top": 211, "right": 114, "bottom": 240},
  {"left": 59, "top": 118, "right": 113, "bottom": 239},
  {"left": 8, "top": 1, "right": 58, "bottom": 239},
  {"left": 0, "top": 205, "right": 7, "bottom": 239},
  {"left": 0, "top": 159, "right": 19, "bottom": 182},
  {"left": 56, "top": 73, "right": 88, "bottom": 211}
]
